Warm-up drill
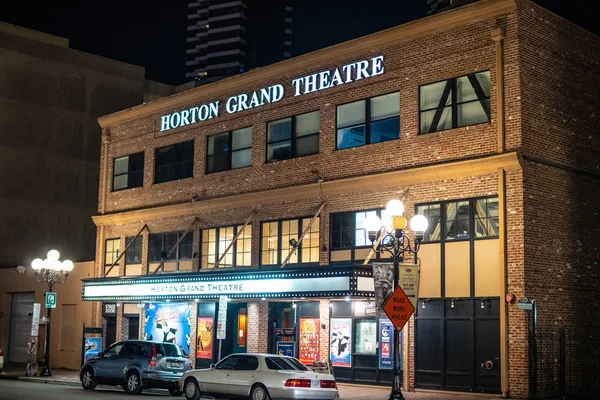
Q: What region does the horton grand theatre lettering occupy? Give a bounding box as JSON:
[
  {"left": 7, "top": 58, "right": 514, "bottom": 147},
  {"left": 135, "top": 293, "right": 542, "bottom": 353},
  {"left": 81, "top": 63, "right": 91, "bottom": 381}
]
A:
[{"left": 158, "top": 55, "right": 386, "bottom": 133}]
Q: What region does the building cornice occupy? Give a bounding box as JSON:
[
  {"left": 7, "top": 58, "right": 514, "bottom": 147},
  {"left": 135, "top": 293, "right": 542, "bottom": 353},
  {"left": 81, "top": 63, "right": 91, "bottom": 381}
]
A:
[
  {"left": 92, "top": 151, "right": 523, "bottom": 226},
  {"left": 97, "top": 0, "right": 517, "bottom": 129}
]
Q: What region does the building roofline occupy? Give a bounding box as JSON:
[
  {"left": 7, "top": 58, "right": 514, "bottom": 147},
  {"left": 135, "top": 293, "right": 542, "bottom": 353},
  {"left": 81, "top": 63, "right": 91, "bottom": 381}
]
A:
[{"left": 98, "top": 0, "right": 517, "bottom": 129}]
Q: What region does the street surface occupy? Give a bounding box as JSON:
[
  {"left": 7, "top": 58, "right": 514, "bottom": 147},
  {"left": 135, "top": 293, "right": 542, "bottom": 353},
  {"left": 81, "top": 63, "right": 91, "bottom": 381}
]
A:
[
  {"left": 0, "top": 379, "right": 501, "bottom": 400},
  {"left": 0, "top": 380, "right": 175, "bottom": 400}
]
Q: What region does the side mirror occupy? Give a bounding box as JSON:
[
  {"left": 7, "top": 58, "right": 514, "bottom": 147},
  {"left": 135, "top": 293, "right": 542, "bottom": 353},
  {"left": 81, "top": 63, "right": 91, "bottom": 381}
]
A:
[{"left": 210, "top": 363, "right": 216, "bottom": 369}]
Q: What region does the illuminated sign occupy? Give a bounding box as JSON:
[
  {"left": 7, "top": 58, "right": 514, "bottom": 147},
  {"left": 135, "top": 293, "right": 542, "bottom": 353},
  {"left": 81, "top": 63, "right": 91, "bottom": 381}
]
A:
[
  {"left": 83, "top": 275, "right": 351, "bottom": 301},
  {"left": 159, "top": 55, "right": 385, "bottom": 132}
]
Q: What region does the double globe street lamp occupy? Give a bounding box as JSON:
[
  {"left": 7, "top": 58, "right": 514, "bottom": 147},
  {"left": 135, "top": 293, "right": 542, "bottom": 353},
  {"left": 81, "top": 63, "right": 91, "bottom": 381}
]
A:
[
  {"left": 364, "top": 200, "right": 428, "bottom": 400},
  {"left": 31, "top": 250, "right": 74, "bottom": 377}
]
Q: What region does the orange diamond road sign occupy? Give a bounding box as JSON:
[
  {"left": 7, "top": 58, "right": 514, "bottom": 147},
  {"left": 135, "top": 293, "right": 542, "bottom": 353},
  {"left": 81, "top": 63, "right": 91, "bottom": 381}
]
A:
[{"left": 383, "top": 286, "right": 415, "bottom": 331}]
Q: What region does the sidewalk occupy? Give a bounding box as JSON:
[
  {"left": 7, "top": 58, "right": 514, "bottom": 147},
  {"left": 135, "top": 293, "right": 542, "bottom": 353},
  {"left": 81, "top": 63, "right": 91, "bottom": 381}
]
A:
[{"left": 1, "top": 364, "right": 501, "bottom": 400}]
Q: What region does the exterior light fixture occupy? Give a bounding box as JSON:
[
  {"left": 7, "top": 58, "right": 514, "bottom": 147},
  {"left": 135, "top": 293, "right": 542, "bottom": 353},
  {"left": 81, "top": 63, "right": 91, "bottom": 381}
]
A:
[
  {"left": 365, "top": 199, "right": 428, "bottom": 400},
  {"left": 481, "top": 297, "right": 488, "bottom": 309},
  {"left": 29, "top": 249, "right": 74, "bottom": 377}
]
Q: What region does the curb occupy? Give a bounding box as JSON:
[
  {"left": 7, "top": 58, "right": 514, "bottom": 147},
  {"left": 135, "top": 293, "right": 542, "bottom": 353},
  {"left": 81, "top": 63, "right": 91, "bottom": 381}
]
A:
[
  {"left": 0, "top": 373, "right": 19, "bottom": 381},
  {"left": 17, "top": 377, "right": 80, "bottom": 387}
]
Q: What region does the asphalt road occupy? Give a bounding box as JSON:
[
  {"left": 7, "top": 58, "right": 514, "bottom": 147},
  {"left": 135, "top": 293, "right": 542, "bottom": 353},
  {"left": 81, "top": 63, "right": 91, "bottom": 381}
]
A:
[{"left": 0, "top": 380, "right": 182, "bottom": 400}]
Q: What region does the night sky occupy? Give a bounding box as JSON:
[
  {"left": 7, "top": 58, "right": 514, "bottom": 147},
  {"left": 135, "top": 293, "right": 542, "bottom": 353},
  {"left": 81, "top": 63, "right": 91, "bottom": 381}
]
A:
[{"left": 1, "top": 0, "right": 598, "bottom": 86}]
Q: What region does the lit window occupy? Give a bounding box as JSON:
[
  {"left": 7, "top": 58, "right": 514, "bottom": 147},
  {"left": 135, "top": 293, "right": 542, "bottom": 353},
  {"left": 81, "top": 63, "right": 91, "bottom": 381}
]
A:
[
  {"left": 201, "top": 225, "right": 252, "bottom": 269},
  {"left": 260, "top": 218, "right": 320, "bottom": 266},
  {"left": 105, "top": 238, "right": 120, "bottom": 266}
]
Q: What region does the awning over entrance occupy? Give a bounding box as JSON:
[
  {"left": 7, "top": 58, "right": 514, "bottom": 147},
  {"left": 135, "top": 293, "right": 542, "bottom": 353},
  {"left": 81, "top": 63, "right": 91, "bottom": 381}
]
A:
[{"left": 81, "top": 266, "right": 374, "bottom": 301}]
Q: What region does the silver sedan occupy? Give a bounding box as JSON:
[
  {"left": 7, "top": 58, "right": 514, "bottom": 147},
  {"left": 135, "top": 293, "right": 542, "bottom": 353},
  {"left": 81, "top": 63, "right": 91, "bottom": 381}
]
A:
[{"left": 180, "top": 353, "right": 338, "bottom": 400}]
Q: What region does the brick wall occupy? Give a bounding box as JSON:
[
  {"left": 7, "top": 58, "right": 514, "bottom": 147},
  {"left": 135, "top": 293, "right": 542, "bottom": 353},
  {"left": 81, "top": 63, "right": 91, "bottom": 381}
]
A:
[{"left": 99, "top": 10, "right": 519, "bottom": 216}]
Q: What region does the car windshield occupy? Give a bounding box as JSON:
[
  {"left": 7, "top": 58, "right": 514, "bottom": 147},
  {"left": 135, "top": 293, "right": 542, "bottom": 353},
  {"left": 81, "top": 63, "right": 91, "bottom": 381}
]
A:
[
  {"left": 156, "top": 343, "right": 182, "bottom": 357},
  {"left": 265, "top": 356, "right": 309, "bottom": 371}
]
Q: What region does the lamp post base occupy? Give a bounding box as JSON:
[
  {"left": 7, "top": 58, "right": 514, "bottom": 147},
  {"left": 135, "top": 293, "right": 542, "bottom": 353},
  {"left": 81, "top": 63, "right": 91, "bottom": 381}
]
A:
[
  {"left": 388, "top": 368, "right": 404, "bottom": 400},
  {"left": 39, "top": 363, "right": 51, "bottom": 377}
]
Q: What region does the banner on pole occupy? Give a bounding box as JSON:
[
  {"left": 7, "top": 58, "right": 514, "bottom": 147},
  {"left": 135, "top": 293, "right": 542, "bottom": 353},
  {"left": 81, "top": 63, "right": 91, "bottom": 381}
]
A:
[
  {"left": 398, "top": 264, "right": 420, "bottom": 309},
  {"left": 372, "top": 262, "right": 394, "bottom": 318}
]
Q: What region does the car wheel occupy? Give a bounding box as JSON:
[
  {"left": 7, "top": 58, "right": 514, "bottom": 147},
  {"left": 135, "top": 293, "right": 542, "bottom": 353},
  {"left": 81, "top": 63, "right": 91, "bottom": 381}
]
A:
[
  {"left": 168, "top": 387, "right": 182, "bottom": 397},
  {"left": 250, "top": 383, "right": 271, "bottom": 400},
  {"left": 184, "top": 378, "right": 201, "bottom": 400},
  {"left": 125, "top": 371, "right": 143, "bottom": 395},
  {"left": 81, "top": 368, "right": 97, "bottom": 391}
]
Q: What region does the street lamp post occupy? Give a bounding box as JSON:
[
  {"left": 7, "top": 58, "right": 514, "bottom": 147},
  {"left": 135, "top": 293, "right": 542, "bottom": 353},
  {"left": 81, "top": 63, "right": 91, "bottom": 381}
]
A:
[
  {"left": 364, "top": 200, "right": 428, "bottom": 400},
  {"left": 30, "top": 250, "right": 74, "bottom": 377}
]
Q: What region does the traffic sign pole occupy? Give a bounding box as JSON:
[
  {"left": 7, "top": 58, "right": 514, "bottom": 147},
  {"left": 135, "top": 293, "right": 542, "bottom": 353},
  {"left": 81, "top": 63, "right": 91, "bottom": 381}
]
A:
[{"left": 40, "top": 290, "right": 55, "bottom": 377}]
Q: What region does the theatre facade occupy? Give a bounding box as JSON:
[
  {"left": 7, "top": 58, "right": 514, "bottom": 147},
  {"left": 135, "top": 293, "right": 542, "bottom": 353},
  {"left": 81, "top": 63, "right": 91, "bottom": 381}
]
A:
[{"left": 83, "top": 1, "right": 600, "bottom": 398}]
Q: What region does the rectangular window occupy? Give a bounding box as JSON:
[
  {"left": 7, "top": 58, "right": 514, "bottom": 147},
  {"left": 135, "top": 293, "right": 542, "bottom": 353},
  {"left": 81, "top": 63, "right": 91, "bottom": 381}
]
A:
[
  {"left": 336, "top": 92, "right": 400, "bottom": 150},
  {"left": 331, "top": 210, "right": 392, "bottom": 251},
  {"left": 201, "top": 224, "right": 252, "bottom": 269},
  {"left": 416, "top": 196, "right": 499, "bottom": 243},
  {"left": 125, "top": 236, "right": 143, "bottom": 264},
  {"left": 260, "top": 217, "right": 320, "bottom": 266},
  {"left": 267, "top": 111, "right": 319, "bottom": 162},
  {"left": 148, "top": 231, "right": 193, "bottom": 263},
  {"left": 105, "top": 238, "right": 119, "bottom": 265},
  {"left": 113, "top": 152, "right": 144, "bottom": 191},
  {"left": 154, "top": 140, "right": 194, "bottom": 183},
  {"left": 419, "top": 71, "right": 490, "bottom": 134},
  {"left": 475, "top": 197, "right": 499, "bottom": 238},
  {"left": 445, "top": 200, "right": 470, "bottom": 240},
  {"left": 207, "top": 127, "right": 252, "bottom": 173}
]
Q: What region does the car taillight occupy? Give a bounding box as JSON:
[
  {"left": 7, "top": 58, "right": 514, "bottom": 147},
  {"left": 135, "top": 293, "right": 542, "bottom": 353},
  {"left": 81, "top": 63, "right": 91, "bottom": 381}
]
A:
[
  {"left": 0, "top": 349, "right": 4, "bottom": 356},
  {"left": 320, "top": 380, "right": 337, "bottom": 389},
  {"left": 149, "top": 344, "right": 157, "bottom": 369},
  {"left": 285, "top": 379, "right": 311, "bottom": 388}
]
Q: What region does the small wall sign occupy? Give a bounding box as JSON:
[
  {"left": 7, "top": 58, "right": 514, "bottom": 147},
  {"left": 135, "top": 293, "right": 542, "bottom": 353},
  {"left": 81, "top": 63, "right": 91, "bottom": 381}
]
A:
[{"left": 517, "top": 297, "right": 533, "bottom": 310}]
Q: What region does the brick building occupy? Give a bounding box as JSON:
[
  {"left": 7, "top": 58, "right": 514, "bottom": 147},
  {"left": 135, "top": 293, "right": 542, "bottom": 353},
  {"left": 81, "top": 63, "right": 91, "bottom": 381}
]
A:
[{"left": 82, "top": 0, "right": 600, "bottom": 398}]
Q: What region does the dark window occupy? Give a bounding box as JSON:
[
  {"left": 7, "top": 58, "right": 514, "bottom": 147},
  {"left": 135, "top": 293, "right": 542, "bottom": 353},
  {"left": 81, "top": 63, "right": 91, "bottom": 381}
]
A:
[
  {"left": 154, "top": 141, "right": 194, "bottom": 184},
  {"left": 419, "top": 71, "right": 490, "bottom": 134},
  {"left": 113, "top": 152, "right": 144, "bottom": 191},
  {"left": 416, "top": 196, "right": 499, "bottom": 243},
  {"left": 207, "top": 127, "right": 252, "bottom": 173},
  {"left": 148, "top": 231, "right": 193, "bottom": 262},
  {"left": 267, "top": 111, "right": 319, "bottom": 162},
  {"left": 105, "top": 238, "right": 119, "bottom": 266},
  {"left": 159, "top": 343, "right": 183, "bottom": 357},
  {"left": 216, "top": 355, "right": 241, "bottom": 370},
  {"left": 125, "top": 236, "right": 142, "bottom": 264},
  {"left": 330, "top": 209, "right": 393, "bottom": 250},
  {"left": 121, "top": 343, "right": 146, "bottom": 357},
  {"left": 260, "top": 217, "right": 320, "bottom": 266},
  {"left": 236, "top": 355, "right": 259, "bottom": 371},
  {"left": 336, "top": 93, "right": 399, "bottom": 150}
]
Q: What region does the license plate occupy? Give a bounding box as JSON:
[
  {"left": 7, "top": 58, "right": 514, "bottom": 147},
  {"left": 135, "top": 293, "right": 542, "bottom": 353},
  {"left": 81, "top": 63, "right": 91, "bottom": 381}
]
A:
[
  {"left": 311, "top": 380, "right": 320, "bottom": 388},
  {"left": 170, "top": 362, "right": 181, "bottom": 368}
]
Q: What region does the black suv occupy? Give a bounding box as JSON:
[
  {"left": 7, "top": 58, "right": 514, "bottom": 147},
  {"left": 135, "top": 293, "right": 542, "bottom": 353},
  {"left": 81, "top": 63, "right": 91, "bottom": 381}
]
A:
[{"left": 80, "top": 340, "right": 192, "bottom": 396}]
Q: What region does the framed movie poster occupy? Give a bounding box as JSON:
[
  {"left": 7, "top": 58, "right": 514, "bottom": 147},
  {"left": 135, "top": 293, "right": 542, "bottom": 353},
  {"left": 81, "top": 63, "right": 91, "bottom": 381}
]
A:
[
  {"left": 299, "top": 318, "right": 320, "bottom": 365},
  {"left": 329, "top": 318, "right": 351, "bottom": 367},
  {"left": 143, "top": 302, "right": 192, "bottom": 355},
  {"left": 378, "top": 318, "right": 403, "bottom": 369},
  {"left": 196, "top": 317, "right": 214, "bottom": 359}
]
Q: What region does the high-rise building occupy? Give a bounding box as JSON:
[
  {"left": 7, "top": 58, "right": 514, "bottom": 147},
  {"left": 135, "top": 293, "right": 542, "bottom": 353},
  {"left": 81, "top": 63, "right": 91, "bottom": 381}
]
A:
[
  {"left": 427, "top": 0, "right": 478, "bottom": 15},
  {"left": 186, "top": 0, "right": 292, "bottom": 84}
]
